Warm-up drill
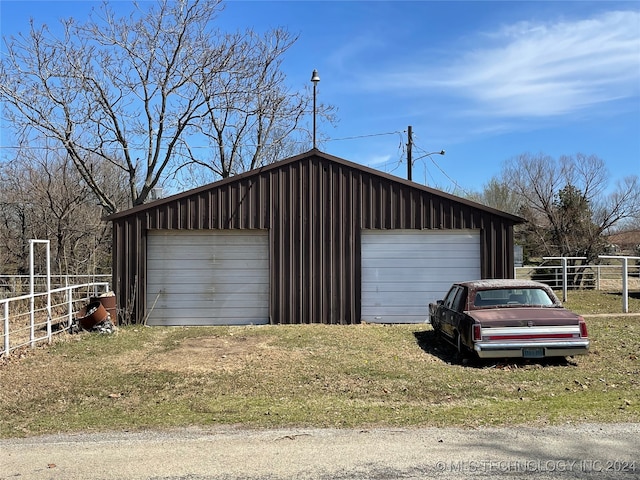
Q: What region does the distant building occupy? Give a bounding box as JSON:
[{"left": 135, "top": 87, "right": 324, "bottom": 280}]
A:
[{"left": 606, "top": 230, "right": 640, "bottom": 255}]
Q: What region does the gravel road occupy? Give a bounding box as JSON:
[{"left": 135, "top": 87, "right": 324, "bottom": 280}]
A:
[{"left": 1, "top": 423, "right": 639, "bottom": 480}]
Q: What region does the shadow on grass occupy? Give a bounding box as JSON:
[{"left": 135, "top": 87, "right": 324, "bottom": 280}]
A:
[
  {"left": 412, "top": 329, "right": 457, "bottom": 364},
  {"left": 607, "top": 290, "right": 640, "bottom": 300},
  {"left": 413, "top": 329, "right": 578, "bottom": 369}
]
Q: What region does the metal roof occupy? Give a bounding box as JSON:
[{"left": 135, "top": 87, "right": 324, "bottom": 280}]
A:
[{"left": 107, "top": 148, "right": 525, "bottom": 223}]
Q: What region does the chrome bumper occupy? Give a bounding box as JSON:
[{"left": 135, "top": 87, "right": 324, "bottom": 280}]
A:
[{"left": 473, "top": 340, "right": 590, "bottom": 358}]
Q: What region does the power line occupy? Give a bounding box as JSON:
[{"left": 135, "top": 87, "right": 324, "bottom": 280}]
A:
[
  {"left": 411, "top": 138, "right": 473, "bottom": 195},
  {"left": 376, "top": 155, "right": 405, "bottom": 176},
  {"left": 326, "top": 131, "right": 403, "bottom": 142},
  {"left": 0, "top": 131, "right": 404, "bottom": 150},
  {"left": 427, "top": 156, "right": 474, "bottom": 196}
]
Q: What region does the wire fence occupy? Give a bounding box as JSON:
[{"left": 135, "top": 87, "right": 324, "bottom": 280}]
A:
[{"left": 1, "top": 281, "right": 111, "bottom": 357}]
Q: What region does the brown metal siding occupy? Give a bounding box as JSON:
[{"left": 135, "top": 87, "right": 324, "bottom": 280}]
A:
[
  {"left": 268, "top": 160, "right": 359, "bottom": 324},
  {"left": 111, "top": 152, "right": 519, "bottom": 325},
  {"left": 112, "top": 212, "right": 146, "bottom": 325}
]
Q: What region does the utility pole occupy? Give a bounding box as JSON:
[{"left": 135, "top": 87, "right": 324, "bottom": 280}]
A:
[
  {"left": 407, "top": 125, "right": 413, "bottom": 181},
  {"left": 406, "top": 126, "right": 445, "bottom": 185}
]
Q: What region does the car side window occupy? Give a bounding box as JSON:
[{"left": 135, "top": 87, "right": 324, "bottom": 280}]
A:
[
  {"left": 528, "top": 288, "right": 555, "bottom": 306},
  {"left": 451, "top": 287, "right": 467, "bottom": 312},
  {"left": 443, "top": 286, "right": 459, "bottom": 309}
]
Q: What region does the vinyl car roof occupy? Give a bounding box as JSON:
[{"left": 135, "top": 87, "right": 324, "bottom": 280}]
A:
[{"left": 455, "top": 279, "right": 551, "bottom": 289}]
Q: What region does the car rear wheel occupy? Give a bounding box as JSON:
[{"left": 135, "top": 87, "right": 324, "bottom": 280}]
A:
[
  {"left": 431, "top": 317, "right": 441, "bottom": 334},
  {"left": 454, "top": 332, "right": 471, "bottom": 364},
  {"left": 449, "top": 332, "right": 460, "bottom": 359}
]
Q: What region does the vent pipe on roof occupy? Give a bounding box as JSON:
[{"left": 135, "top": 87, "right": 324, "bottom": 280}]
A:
[{"left": 150, "top": 187, "right": 163, "bottom": 200}]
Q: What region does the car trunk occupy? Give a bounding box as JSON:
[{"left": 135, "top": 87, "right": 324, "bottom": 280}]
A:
[{"left": 468, "top": 307, "right": 581, "bottom": 328}]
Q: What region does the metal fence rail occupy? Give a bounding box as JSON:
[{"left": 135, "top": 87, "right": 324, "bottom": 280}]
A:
[
  {"left": 0, "top": 275, "right": 111, "bottom": 300},
  {"left": 515, "top": 259, "right": 640, "bottom": 312},
  {"left": 515, "top": 264, "right": 640, "bottom": 290},
  {"left": 1, "top": 282, "right": 110, "bottom": 357}
]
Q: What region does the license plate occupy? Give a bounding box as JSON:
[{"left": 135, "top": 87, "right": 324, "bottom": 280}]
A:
[{"left": 523, "top": 348, "right": 544, "bottom": 358}]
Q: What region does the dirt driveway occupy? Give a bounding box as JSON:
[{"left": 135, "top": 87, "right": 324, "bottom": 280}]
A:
[{"left": 2, "top": 423, "right": 638, "bottom": 480}]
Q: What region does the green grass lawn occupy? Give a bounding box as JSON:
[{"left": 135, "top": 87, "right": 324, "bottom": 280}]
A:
[
  {"left": 1, "top": 290, "right": 638, "bottom": 438},
  {"left": 559, "top": 288, "right": 640, "bottom": 314}
]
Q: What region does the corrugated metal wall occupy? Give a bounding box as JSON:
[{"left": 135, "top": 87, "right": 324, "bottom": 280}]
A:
[{"left": 110, "top": 151, "right": 520, "bottom": 325}]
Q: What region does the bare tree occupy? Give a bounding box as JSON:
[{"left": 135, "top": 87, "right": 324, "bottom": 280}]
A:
[
  {"left": 1, "top": 0, "right": 325, "bottom": 214},
  {"left": 500, "top": 153, "right": 640, "bottom": 263},
  {"left": 0, "top": 146, "right": 120, "bottom": 275},
  {"left": 0, "top": 168, "right": 32, "bottom": 275},
  {"left": 467, "top": 177, "right": 524, "bottom": 216},
  {"left": 194, "top": 29, "right": 312, "bottom": 179}
]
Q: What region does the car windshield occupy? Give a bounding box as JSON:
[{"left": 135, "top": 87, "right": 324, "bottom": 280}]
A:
[{"left": 473, "top": 288, "right": 555, "bottom": 307}]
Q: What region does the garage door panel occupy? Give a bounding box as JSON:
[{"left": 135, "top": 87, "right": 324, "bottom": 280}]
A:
[
  {"left": 361, "top": 280, "right": 455, "bottom": 293},
  {"left": 148, "top": 245, "right": 267, "bottom": 261},
  {"left": 363, "top": 252, "right": 476, "bottom": 262},
  {"left": 362, "top": 258, "right": 478, "bottom": 272},
  {"left": 363, "top": 243, "right": 478, "bottom": 255},
  {"left": 362, "top": 290, "right": 430, "bottom": 305},
  {"left": 363, "top": 233, "right": 477, "bottom": 244},
  {"left": 362, "top": 256, "right": 478, "bottom": 266},
  {"left": 146, "top": 230, "right": 269, "bottom": 326},
  {"left": 363, "top": 305, "right": 431, "bottom": 316},
  {"left": 147, "top": 276, "right": 267, "bottom": 288},
  {"left": 150, "top": 286, "right": 269, "bottom": 298},
  {"left": 148, "top": 312, "right": 267, "bottom": 326},
  {"left": 361, "top": 230, "right": 480, "bottom": 324},
  {"left": 147, "top": 258, "right": 268, "bottom": 270},
  {"left": 362, "top": 266, "right": 477, "bottom": 281},
  {"left": 147, "top": 267, "right": 268, "bottom": 279},
  {"left": 148, "top": 276, "right": 267, "bottom": 288},
  {"left": 147, "top": 232, "right": 266, "bottom": 246},
  {"left": 154, "top": 295, "right": 269, "bottom": 309},
  {"left": 148, "top": 282, "right": 269, "bottom": 296},
  {"left": 158, "top": 236, "right": 268, "bottom": 245},
  {"left": 148, "top": 308, "right": 265, "bottom": 318}
]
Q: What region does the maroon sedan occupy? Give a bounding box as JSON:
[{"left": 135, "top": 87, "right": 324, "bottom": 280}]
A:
[{"left": 429, "top": 279, "right": 589, "bottom": 359}]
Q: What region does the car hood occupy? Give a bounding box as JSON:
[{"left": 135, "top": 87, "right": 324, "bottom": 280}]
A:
[{"left": 467, "top": 307, "right": 581, "bottom": 327}]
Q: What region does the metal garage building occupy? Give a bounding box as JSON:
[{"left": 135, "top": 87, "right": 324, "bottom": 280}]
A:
[{"left": 108, "top": 149, "right": 523, "bottom": 326}]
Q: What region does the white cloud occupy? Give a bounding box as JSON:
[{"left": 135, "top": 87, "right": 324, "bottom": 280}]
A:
[
  {"left": 373, "top": 10, "right": 640, "bottom": 119},
  {"left": 327, "top": 34, "right": 385, "bottom": 70},
  {"left": 364, "top": 153, "right": 393, "bottom": 168}
]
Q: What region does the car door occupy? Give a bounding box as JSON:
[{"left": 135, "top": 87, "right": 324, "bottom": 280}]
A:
[
  {"left": 439, "top": 286, "right": 462, "bottom": 339},
  {"left": 449, "top": 286, "right": 471, "bottom": 346}
]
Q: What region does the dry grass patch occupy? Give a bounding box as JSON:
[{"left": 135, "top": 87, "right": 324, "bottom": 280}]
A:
[
  {"left": 145, "top": 335, "right": 273, "bottom": 373},
  {"left": 1, "top": 293, "right": 639, "bottom": 438}
]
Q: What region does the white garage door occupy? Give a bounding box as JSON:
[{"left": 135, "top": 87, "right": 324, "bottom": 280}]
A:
[
  {"left": 361, "top": 230, "right": 480, "bottom": 323},
  {"left": 146, "top": 230, "right": 269, "bottom": 326}
]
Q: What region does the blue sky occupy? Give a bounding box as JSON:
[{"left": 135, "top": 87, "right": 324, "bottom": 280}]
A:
[{"left": 1, "top": 0, "right": 639, "bottom": 195}]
